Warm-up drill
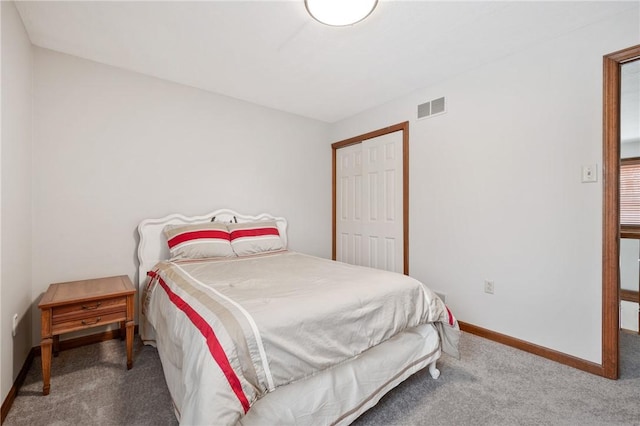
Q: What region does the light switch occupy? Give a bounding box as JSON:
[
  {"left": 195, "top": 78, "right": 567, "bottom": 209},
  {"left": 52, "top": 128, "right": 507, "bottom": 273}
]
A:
[{"left": 582, "top": 164, "right": 598, "bottom": 183}]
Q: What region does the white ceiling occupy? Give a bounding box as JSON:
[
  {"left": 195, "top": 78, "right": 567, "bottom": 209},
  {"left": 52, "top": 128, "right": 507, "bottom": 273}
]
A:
[{"left": 14, "top": 1, "right": 638, "bottom": 123}]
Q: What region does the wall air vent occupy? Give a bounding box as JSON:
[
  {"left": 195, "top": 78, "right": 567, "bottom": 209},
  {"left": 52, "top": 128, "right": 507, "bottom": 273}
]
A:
[{"left": 417, "top": 96, "right": 446, "bottom": 120}]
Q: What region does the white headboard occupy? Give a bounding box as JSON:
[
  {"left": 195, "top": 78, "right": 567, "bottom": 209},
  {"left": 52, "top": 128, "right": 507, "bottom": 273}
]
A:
[{"left": 136, "top": 209, "right": 288, "bottom": 289}]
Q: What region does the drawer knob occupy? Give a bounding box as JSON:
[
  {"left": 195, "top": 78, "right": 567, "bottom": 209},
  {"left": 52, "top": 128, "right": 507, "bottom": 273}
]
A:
[
  {"left": 81, "top": 302, "right": 102, "bottom": 310},
  {"left": 81, "top": 317, "right": 101, "bottom": 326}
]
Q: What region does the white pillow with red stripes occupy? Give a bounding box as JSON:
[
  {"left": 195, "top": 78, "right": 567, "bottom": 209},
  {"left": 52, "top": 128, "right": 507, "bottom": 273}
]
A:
[
  {"left": 164, "top": 222, "right": 236, "bottom": 260},
  {"left": 227, "top": 221, "right": 284, "bottom": 256}
]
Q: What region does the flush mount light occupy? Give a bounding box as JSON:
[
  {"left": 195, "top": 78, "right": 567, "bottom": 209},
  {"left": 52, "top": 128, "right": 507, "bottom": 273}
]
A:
[{"left": 305, "top": 0, "right": 378, "bottom": 26}]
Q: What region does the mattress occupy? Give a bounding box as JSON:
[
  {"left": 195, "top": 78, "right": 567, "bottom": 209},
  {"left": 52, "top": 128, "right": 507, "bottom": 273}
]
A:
[{"left": 143, "top": 251, "right": 459, "bottom": 424}]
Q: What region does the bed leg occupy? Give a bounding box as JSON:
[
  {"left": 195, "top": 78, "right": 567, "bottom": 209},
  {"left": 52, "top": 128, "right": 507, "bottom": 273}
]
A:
[{"left": 428, "top": 361, "right": 440, "bottom": 379}]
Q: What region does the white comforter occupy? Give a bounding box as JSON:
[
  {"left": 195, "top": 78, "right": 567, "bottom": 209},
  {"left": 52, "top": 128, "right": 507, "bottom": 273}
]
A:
[{"left": 143, "top": 251, "right": 459, "bottom": 425}]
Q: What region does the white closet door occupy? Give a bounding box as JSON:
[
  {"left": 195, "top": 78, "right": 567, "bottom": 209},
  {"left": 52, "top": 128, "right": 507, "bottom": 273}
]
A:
[{"left": 336, "top": 131, "right": 404, "bottom": 273}]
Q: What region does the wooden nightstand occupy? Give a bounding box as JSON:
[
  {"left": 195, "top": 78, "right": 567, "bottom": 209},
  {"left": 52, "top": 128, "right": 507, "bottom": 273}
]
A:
[{"left": 38, "top": 275, "right": 136, "bottom": 395}]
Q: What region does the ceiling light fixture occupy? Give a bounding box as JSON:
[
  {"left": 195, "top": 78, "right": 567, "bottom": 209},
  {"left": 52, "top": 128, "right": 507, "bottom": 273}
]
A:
[{"left": 305, "top": 0, "right": 378, "bottom": 27}]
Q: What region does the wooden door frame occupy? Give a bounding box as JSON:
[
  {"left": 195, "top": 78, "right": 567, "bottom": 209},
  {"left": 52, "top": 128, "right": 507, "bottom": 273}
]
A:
[
  {"left": 331, "top": 121, "right": 410, "bottom": 274},
  {"left": 602, "top": 44, "right": 640, "bottom": 379}
]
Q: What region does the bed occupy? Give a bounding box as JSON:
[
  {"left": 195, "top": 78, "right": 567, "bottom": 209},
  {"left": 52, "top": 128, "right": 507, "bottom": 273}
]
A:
[{"left": 137, "top": 209, "right": 460, "bottom": 425}]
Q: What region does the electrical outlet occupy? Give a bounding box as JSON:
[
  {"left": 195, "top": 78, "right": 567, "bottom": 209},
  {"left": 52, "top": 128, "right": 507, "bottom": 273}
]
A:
[{"left": 484, "top": 280, "right": 494, "bottom": 294}]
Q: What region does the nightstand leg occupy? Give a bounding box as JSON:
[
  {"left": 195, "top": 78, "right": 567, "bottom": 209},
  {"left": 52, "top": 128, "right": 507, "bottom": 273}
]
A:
[
  {"left": 53, "top": 335, "right": 60, "bottom": 357},
  {"left": 120, "top": 321, "right": 125, "bottom": 341},
  {"left": 41, "top": 338, "right": 53, "bottom": 395},
  {"left": 126, "top": 320, "right": 134, "bottom": 369}
]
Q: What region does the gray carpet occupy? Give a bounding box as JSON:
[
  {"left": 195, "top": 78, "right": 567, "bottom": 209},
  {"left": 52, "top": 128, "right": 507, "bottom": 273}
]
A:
[
  {"left": 4, "top": 338, "right": 177, "bottom": 426},
  {"left": 4, "top": 331, "right": 640, "bottom": 426}
]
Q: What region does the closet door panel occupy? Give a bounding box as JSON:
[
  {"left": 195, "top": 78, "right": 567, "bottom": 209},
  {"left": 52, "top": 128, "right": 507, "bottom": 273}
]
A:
[
  {"left": 336, "top": 144, "right": 363, "bottom": 265},
  {"left": 337, "top": 130, "right": 403, "bottom": 273}
]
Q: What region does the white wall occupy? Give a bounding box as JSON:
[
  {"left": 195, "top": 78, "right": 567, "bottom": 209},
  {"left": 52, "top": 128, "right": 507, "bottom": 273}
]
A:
[
  {"left": 31, "top": 48, "right": 331, "bottom": 346},
  {"left": 620, "top": 301, "right": 639, "bottom": 332},
  {"left": 620, "top": 239, "right": 638, "bottom": 292},
  {"left": 619, "top": 239, "right": 638, "bottom": 332},
  {"left": 617, "top": 57, "right": 639, "bottom": 332},
  {"left": 621, "top": 140, "right": 640, "bottom": 158},
  {"left": 330, "top": 9, "right": 639, "bottom": 364},
  {"left": 1, "top": 0, "right": 33, "bottom": 403}
]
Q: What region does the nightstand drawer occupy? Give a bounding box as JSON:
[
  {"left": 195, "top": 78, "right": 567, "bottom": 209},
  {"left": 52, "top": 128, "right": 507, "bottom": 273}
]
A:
[
  {"left": 51, "top": 311, "right": 126, "bottom": 334},
  {"left": 52, "top": 296, "right": 127, "bottom": 319}
]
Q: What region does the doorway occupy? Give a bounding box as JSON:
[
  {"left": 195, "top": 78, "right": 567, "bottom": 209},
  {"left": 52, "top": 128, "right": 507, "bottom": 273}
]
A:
[
  {"left": 602, "top": 44, "right": 640, "bottom": 380},
  {"left": 332, "top": 122, "right": 409, "bottom": 274}
]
